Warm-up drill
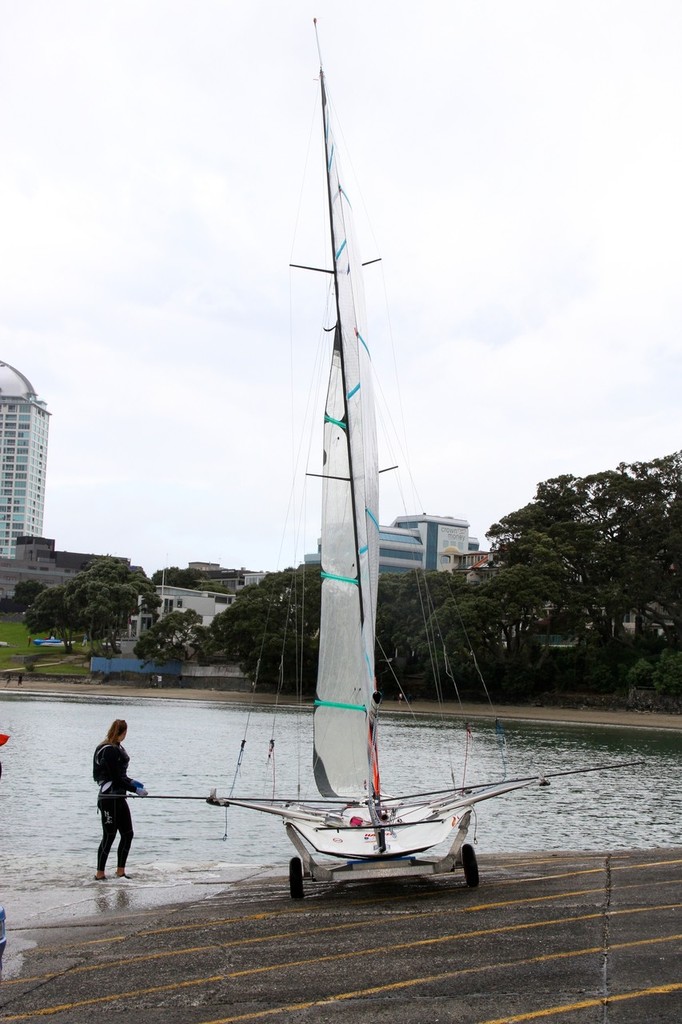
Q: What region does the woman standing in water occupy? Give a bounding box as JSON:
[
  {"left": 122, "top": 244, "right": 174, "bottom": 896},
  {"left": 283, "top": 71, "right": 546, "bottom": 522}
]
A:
[{"left": 93, "top": 719, "right": 147, "bottom": 880}]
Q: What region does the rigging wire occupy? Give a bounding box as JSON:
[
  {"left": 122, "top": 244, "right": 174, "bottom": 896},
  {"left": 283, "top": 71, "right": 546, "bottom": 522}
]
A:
[
  {"left": 445, "top": 572, "right": 497, "bottom": 708},
  {"left": 439, "top": 571, "right": 510, "bottom": 780},
  {"left": 222, "top": 737, "right": 247, "bottom": 840},
  {"left": 229, "top": 77, "right": 336, "bottom": 822},
  {"left": 461, "top": 721, "right": 472, "bottom": 791},
  {"left": 495, "top": 718, "right": 508, "bottom": 779}
]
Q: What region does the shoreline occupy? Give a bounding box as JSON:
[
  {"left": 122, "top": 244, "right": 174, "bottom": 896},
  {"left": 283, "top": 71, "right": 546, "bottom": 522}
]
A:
[{"left": 2, "top": 675, "right": 681, "bottom": 731}]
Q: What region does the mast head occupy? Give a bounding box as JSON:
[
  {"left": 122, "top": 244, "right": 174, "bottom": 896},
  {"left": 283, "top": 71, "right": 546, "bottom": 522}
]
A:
[{"left": 314, "top": 17, "right": 324, "bottom": 74}]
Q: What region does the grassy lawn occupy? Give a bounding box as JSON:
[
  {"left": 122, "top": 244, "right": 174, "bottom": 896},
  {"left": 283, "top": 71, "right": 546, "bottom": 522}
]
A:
[{"left": 0, "top": 621, "right": 90, "bottom": 676}]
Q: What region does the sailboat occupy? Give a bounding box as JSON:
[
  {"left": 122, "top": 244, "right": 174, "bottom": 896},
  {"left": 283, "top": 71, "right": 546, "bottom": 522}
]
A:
[
  {"left": 206, "top": 46, "right": 538, "bottom": 896},
  {"left": 208, "top": 40, "right": 637, "bottom": 899}
]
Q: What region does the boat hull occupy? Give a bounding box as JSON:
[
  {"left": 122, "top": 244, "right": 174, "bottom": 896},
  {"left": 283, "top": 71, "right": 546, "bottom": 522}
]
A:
[{"left": 287, "top": 804, "right": 463, "bottom": 859}]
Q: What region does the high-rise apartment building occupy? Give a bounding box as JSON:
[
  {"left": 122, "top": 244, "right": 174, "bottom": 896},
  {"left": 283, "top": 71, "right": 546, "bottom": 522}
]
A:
[{"left": 0, "top": 361, "right": 50, "bottom": 558}]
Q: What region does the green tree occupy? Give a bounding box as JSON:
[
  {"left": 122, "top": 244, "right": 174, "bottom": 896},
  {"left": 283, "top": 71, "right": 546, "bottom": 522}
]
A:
[
  {"left": 624, "top": 453, "right": 682, "bottom": 645},
  {"left": 151, "top": 566, "right": 205, "bottom": 589},
  {"left": 65, "top": 557, "right": 159, "bottom": 653},
  {"left": 24, "top": 585, "right": 80, "bottom": 652},
  {"left": 423, "top": 558, "right": 570, "bottom": 697},
  {"left": 652, "top": 649, "right": 682, "bottom": 695},
  {"left": 209, "top": 568, "right": 320, "bottom": 694},
  {"left": 625, "top": 658, "right": 655, "bottom": 689},
  {"left": 134, "top": 609, "right": 209, "bottom": 665},
  {"left": 488, "top": 453, "right": 682, "bottom": 651},
  {"left": 375, "top": 571, "right": 466, "bottom": 694},
  {"left": 13, "top": 580, "right": 48, "bottom": 609}
]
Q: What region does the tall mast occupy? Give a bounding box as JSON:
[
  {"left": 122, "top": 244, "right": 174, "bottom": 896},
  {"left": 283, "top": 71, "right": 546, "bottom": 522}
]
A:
[{"left": 317, "top": 65, "right": 365, "bottom": 633}]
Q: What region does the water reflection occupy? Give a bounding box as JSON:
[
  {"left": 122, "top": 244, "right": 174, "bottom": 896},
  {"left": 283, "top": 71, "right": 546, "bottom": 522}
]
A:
[{"left": 95, "top": 886, "right": 133, "bottom": 916}]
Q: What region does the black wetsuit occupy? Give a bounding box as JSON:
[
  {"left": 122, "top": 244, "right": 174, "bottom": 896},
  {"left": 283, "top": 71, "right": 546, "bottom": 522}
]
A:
[{"left": 93, "top": 742, "right": 137, "bottom": 873}]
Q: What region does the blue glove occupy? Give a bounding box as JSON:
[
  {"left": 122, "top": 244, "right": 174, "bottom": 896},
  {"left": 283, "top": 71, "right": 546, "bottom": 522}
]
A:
[{"left": 132, "top": 780, "right": 148, "bottom": 797}]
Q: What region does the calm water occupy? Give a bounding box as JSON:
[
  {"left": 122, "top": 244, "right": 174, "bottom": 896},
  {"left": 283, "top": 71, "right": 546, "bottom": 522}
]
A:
[{"left": 0, "top": 691, "right": 680, "bottom": 945}]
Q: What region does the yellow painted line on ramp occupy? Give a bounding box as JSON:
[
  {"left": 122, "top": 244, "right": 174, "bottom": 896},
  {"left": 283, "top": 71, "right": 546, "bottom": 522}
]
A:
[
  {"left": 4, "top": 901, "right": 681, "bottom": 989},
  {"left": 5, "top": 885, "right": 609, "bottom": 984},
  {"left": 479, "top": 981, "right": 682, "bottom": 1023},
  {"left": 3, "top": 924, "right": 680, "bottom": 1021},
  {"left": 0, "top": 974, "right": 225, "bottom": 1020}
]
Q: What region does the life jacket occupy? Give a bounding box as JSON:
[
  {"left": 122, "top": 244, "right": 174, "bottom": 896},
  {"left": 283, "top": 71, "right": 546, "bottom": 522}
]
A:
[{"left": 93, "top": 743, "right": 114, "bottom": 784}]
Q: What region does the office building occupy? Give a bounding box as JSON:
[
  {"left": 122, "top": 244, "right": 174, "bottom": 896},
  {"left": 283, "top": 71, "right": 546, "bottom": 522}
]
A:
[
  {"left": 0, "top": 537, "right": 131, "bottom": 601},
  {"left": 306, "top": 513, "right": 483, "bottom": 574}
]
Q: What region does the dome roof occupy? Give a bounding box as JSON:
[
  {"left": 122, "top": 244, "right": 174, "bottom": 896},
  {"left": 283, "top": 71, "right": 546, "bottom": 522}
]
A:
[{"left": 0, "top": 361, "right": 36, "bottom": 398}]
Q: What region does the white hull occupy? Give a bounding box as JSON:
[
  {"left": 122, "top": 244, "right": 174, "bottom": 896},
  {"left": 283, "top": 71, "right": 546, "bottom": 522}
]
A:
[{"left": 287, "top": 802, "right": 466, "bottom": 859}]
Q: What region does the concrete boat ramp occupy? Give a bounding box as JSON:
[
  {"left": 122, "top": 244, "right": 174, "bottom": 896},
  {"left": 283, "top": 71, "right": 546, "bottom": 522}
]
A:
[{"left": 1, "top": 848, "right": 680, "bottom": 1023}]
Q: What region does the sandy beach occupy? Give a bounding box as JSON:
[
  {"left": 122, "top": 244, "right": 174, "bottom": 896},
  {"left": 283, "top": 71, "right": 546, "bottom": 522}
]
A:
[{"left": 2, "top": 674, "right": 681, "bottom": 731}]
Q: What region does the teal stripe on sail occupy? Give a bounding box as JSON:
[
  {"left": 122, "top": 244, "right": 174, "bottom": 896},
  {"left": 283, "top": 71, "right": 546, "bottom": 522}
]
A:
[
  {"left": 358, "top": 544, "right": 368, "bottom": 555},
  {"left": 324, "top": 413, "right": 346, "bottom": 430},
  {"left": 357, "top": 332, "right": 370, "bottom": 356},
  {"left": 321, "top": 571, "right": 358, "bottom": 586},
  {"left": 327, "top": 142, "right": 334, "bottom": 171},
  {"left": 366, "top": 507, "right": 380, "bottom": 530},
  {"left": 335, "top": 239, "right": 347, "bottom": 260},
  {"left": 314, "top": 699, "right": 366, "bottom": 712},
  {"left": 347, "top": 382, "right": 360, "bottom": 400}
]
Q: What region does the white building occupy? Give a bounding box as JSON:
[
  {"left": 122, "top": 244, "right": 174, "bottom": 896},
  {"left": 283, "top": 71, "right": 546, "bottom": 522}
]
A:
[
  {"left": 0, "top": 362, "right": 50, "bottom": 558},
  {"left": 128, "top": 584, "right": 238, "bottom": 637},
  {"left": 391, "top": 514, "right": 478, "bottom": 570}
]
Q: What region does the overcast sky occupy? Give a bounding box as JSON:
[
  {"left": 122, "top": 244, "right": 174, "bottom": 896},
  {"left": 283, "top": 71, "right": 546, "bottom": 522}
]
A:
[{"left": 2, "top": 1, "right": 681, "bottom": 577}]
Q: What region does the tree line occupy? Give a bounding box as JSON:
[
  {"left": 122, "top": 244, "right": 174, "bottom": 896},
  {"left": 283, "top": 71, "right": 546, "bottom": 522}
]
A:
[{"left": 20, "top": 451, "right": 682, "bottom": 699}]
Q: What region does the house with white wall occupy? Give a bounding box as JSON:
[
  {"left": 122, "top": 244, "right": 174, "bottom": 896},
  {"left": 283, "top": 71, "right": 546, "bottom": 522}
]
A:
[{"left": 127, "top": 584, "right": 237, "bottom": 638}]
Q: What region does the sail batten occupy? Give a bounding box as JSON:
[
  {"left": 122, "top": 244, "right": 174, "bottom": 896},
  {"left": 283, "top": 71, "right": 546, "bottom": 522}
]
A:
[
  {"left": 324, "top": 414, "right": 347, "bottom": 429},
  {"left": 314, "top": 699, "right": 366, "bottom": 712},
  {"left": 320, "top": 571, "right": 358, "bottom": 586}
]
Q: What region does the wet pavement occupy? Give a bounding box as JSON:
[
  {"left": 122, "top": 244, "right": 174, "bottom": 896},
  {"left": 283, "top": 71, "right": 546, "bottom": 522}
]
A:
[{"left": 1, "top": 848, "right": 681, "bottom": 1023}]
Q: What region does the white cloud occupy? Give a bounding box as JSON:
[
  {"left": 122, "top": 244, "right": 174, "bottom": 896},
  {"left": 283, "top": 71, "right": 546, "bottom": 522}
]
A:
[{"left": 2, "top": 1, "right": 681, "bottom": 573}]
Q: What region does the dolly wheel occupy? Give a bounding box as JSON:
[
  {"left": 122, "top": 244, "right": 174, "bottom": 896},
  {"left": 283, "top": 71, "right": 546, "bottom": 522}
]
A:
[
  {"left": 462, "top": 843, "right": 479, "bottom": 888},
  {"left": 289, "top": 856, "right": 304, "bottom": 899}
]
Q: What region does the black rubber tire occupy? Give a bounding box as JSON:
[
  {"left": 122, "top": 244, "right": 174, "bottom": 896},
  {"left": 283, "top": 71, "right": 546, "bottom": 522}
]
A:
[
  {"left": 461, "top": 843, "right": 479, "bottom": 888},
  {"left": 289, "top": 856, "right": 304, "bottom": 899}
]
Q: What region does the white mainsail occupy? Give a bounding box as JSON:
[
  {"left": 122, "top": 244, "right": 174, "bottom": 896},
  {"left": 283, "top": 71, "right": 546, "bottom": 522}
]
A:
[{"left": 312, "top": 68, "right": 381, "bottom": 801}]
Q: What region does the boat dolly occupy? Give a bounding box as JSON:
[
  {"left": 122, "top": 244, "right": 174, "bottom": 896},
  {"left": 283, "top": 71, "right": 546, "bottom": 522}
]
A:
[{"left": 284, "top": 809, "right": 478, "bottom": 899}]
